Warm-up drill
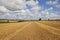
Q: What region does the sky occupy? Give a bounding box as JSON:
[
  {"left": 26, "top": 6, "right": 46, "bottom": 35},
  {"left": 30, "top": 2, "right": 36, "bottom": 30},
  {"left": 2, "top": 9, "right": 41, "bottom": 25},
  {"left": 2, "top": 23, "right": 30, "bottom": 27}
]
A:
[{"left": 0, "top": 0, "right": 60, "bottom": 20}]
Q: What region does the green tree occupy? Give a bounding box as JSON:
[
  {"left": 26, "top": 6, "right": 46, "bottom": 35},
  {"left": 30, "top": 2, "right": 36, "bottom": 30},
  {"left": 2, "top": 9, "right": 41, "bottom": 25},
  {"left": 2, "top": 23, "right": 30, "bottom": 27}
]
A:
[{"left": 39, "top": 18, "right": 41, "bottom": 21}]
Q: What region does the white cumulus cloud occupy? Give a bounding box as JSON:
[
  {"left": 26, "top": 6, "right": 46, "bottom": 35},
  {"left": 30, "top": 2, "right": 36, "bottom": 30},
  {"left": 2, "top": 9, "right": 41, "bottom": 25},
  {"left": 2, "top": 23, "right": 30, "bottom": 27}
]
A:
[
  {"left": 0, "top": 0, "right": 26, "bottom": 11},
  {"left": 46, "top": 0, "right": 60, "bottom": 8}
]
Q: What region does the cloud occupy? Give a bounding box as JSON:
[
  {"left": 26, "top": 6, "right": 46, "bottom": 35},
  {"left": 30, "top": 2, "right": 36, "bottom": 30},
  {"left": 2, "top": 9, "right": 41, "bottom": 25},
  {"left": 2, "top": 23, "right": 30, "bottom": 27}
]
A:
[
  {"left": 49, "top": 13, "right": 60, "bottom": 19},
  {"left": 40, "top": 7, "right": 60, "bottom": 19},
  {"left": 56, "top": 4, "right": 60, "bottom": 8},
  {"left": 0, "top": 0, "right": 59, "bottom": 20},
  {"left": 0, "top": 6, "right": 10, "bottom": 19},
  {"left": 26, "top": 0, "right": 38, "bottom": 7},
  {"left": 0, "top": 6, "right": 9, "bottom": 12},
  {"left": 31, "top": 5, "right": 42, "bottom": 11},
  {"left": 46, "top": 0, "right": 60, "bottom": 8},
  {"left": 0, "top": 0, "right": 26, "bottom": 11},
  {"left": 46, "top": 0, "right": 58, "bottom": 5},
  {"left": 41, "top": 11, "right": 60, "bottom": 20},
  {"left": 0, "top": 0, "right": 26, "bottom": 19},
  {"left": 41, "top": 7, "right": 53, "bottom": 15},
  {"left": 47, "top": 7, "right": 53, "bottom": 11}
]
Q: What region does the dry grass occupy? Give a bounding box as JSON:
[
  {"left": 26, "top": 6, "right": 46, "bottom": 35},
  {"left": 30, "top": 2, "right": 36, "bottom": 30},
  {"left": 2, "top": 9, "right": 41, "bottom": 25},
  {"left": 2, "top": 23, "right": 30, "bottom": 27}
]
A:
[
  {"left": 0, "top": 21, "right": 60, "bottom": 40},
  {"left": 0, "top": 22, "right": 29, "bottom": 39},
  {"left": 39, "top": 21, "right": 60, "bottom": 29}
]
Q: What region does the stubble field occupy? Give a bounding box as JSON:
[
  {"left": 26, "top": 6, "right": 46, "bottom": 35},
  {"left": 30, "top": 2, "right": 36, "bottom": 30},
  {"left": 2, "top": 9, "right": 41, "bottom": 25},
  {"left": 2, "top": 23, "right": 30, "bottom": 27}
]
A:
[{"left": 0, "top": 21, "right": 60, "bottom": 40}]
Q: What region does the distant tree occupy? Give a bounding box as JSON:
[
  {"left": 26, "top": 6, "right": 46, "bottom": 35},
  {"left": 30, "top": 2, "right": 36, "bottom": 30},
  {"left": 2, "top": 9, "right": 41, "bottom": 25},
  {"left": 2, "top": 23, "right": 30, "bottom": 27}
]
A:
[
  {"left": 48, "top": 19, "right": 50, "bottom": 20},
  {"left": 39, "top": 18, "right": 41, "bottom": 21}
]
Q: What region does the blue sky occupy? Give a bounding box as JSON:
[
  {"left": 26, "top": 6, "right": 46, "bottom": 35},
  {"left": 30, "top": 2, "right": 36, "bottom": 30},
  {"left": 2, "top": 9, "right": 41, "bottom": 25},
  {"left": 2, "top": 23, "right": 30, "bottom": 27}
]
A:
[
  {"left": 26, "top": 0, "right": 60, "bottom": 20},
  {"left": 0, "top": 0, "right": 60, "bottom": 20},
  {"left": 40, "top": 0, "right": 60, "bottom": 11}
]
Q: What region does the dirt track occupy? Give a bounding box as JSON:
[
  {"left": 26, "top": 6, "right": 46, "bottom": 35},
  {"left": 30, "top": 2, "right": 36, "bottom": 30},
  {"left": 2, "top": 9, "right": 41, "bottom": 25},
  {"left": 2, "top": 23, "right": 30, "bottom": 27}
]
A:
[{"left": 0, "top": 21, "right": 60, "bottom": 40}]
